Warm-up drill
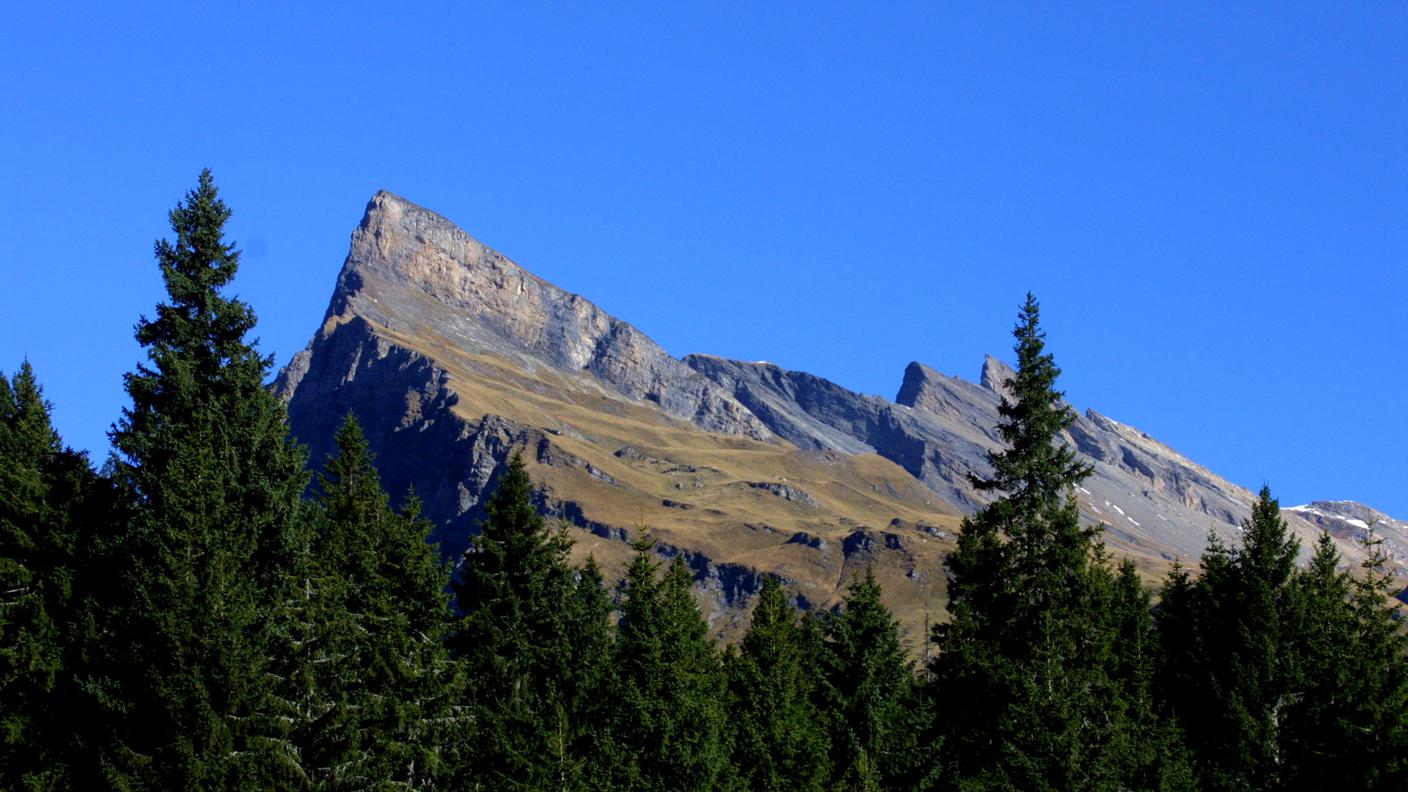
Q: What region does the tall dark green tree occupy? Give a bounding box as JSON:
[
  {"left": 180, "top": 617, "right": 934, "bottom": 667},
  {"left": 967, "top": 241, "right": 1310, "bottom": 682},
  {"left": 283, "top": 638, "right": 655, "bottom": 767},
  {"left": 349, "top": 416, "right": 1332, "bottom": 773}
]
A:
[
  {"left": 551, "top": 553, "right": 613, "bottom": 785},
  {"left": 270, "top": 414, "right": 462, "bottom": 788},
  {"left": 452, "top": 451, "right": 604, "bottom": 789},
  {"left": 598, "top": 539, "right": 728, "bottom": 791},
  {"left": 819, "top": 567, "right": 924, "bottom": 791},
  {"left": 102, "top": 170, "right": 311, "bottom": 788},
  {"left": 1279, "top": 532, "right": 1363, "bottom": 790},
  {"left": 1097, "top": 559, "right": 1197, "bottom": 791},
  {"left": 1155, "top": 487, "right": 1299, "bottom": 791},
  {"left": 1223, "top": 524, "right": 1408, "bottom": 792},
  {"left": 0, "top": 362, "right": 99, "bottom": 789},
  {"left": 1336, "top": 527, "right": 1408, "bottom": 790},
  {"left": 931, "top": 294, "right": 1186, "bottom": 791},
  {"left": 725, "top": 575, "right": 828, "bottom": 792}
]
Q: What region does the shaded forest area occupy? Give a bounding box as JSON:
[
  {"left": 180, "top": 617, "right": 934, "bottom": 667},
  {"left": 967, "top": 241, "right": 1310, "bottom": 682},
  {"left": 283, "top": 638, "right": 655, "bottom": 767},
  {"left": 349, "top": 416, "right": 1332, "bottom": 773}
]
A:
[{"left": 4, "top": 173, "right": 1406, "bottom": 790}]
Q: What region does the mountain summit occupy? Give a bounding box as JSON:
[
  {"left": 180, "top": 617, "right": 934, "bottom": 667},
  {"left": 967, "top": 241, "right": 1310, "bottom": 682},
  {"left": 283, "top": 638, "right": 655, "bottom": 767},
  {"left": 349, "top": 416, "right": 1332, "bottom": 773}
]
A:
[
  {"left": 276, "top": 192, "right": 1404, "bottom": 636},
  {"left": 286, "top": 191, "right": 767, "bottom": 438}
]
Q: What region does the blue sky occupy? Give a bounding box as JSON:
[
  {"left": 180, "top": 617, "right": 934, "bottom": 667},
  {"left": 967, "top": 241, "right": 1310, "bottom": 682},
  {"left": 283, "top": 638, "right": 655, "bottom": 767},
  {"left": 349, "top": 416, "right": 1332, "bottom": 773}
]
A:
[{"left": 3, "top": 4, "right": 1405, "bottom": 517}]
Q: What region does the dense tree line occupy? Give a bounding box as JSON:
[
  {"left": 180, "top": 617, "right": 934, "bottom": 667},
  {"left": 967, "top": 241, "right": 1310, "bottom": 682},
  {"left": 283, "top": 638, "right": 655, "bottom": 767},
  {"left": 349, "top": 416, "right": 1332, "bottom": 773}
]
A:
[{"left": 2, "top": 173, "right": 1405, "bottom": 790}]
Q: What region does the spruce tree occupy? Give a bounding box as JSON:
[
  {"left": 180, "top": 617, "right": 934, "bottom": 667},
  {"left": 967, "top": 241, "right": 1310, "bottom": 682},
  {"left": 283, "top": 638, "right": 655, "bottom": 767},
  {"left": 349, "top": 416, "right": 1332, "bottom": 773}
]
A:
[
  {"left": 551, "top": 553, "right": 613, "bottom": 787},
  {"left": 1278, "top": 532, "right": 1360, "bottom": 790},
  {"left": 1277, "top": 530, "right": 1408, "bottom": 790},
  {"left": 1341, "top": 527, "right": 1408, "bottom": 790},
  {"left": 271, "top": 414, "right": 462, "bottom": 788},
  {"left": 599, "top": 540, "right": 728, "bottom": 791},
  {"left": 931, "top": 294, "right": 1183, "bottom": 791},
  {"left": 1155, "top": 487, "right": 1299, "bottom": 791},
  {"left": 0, "top": 362, "right": 99, "bottom": 788},
  {"left": 726, "top": 575, "right": 828, "bottom": 792},
  {"left": 452, "top": 451, "right": 597, "bottom": 789},
  {"left": 1098, "top": 559, "right": 1196, "bottom": 790},
  {"left": 101, "top": 170, "right": 310, "bottom": 788},
  {"left": 818, "top": 567, "right": 923, "bottom": 791}
]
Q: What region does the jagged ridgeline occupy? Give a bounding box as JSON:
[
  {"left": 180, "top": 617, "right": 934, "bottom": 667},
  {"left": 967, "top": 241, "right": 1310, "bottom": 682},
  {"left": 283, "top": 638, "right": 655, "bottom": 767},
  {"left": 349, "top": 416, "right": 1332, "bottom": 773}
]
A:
[{"left": 274, "top": 191, "right": 1406, "bottom": 639}]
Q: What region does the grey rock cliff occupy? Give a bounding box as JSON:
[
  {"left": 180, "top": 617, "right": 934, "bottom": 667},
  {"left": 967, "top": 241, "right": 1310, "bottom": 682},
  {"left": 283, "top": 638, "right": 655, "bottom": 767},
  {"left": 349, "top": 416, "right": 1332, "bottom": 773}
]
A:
[
  {"left": 1287, "top": 501, "right": 1408, "bottom": 568},
  {"left": 319, "top": 191, "right": 769, "bottom": 439},
  {"left": 690, "top": 351, "right": 1362, "bottom": 564},
  {"left": 273, "top": 315, "right": 542, "bottom": 559},
  {"left": 685, "top": 355, "right": 998, "bottom": 511}
]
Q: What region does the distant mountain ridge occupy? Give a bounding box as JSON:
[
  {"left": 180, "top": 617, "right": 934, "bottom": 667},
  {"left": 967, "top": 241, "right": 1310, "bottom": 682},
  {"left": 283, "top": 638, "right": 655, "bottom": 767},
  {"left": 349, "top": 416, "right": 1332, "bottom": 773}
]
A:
[{"left": 275, "top": 191, "right": 1403, "bottom": 636}]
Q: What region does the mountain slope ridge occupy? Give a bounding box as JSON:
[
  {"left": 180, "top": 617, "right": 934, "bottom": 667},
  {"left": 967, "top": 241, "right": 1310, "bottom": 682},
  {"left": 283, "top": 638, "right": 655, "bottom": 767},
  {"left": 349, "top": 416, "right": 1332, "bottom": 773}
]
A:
[{"left": 276, "top": 190, "right": 1404, "bottom": 639}]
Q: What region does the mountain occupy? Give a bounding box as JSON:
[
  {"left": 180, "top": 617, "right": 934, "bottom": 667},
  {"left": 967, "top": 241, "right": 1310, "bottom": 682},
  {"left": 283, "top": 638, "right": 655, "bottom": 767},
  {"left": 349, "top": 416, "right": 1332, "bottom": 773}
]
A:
[{"left": 275, "top": 191, "right": 1403, "bottom": 639}]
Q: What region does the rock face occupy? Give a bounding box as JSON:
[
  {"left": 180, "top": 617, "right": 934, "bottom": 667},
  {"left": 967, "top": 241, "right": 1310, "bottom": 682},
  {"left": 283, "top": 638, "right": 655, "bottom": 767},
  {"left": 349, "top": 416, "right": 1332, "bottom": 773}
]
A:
[
  {"left": 686, "top": 356, "right": 996, "bottom": 512},
  {"left": 276, "top": 190, "right": 1402, "bottom": 639},
  {"left": 276, "top": 192, "right": 956, "bottom": 640},
  {"left": 274, "top": 314, "right": 542, "bottom": 558},
  {"left": 315, "top": 191, "right": 769, "bottom": 439},
  {"left": 688, "top": 353, "right": 1378, "bottom": 567},
  {"left": 1286, "top": 501, "right": 1408, "bottom": 566}
]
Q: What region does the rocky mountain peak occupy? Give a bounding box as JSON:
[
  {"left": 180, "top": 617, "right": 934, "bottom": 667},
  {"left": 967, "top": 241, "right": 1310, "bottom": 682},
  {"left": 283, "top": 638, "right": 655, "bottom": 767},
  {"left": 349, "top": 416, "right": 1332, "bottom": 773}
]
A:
[
  {"left": 980, "top": 354, "right": 1016, "bottom": 401},
  {"left": 895, "top": 361, "right": 999, "bottom": 423},
  {"left": 308, "top": 191, "right": 770, "bottom": 439},
  {"left": 894, "top": 361, "right": 934, "bottom": 407}
]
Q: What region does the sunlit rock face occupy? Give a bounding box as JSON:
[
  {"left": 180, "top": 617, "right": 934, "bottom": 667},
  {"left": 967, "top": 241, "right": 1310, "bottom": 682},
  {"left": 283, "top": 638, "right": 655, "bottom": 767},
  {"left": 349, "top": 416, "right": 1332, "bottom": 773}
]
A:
[{"left": 275, "top": 190, "right": 1403, "bottom": 641}]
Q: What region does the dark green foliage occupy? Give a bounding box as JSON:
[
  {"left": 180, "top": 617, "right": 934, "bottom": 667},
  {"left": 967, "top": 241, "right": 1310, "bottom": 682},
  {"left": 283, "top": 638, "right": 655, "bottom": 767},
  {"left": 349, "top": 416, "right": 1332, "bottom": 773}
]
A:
[
  {"left": 1334, "top": 528, "right": 1408, "bottom": 789},
  {"left": 270, "top": 415, "right": 462, "bottom": 788},
  {"left": 818, "top": 568, "right": 925, "bottom": 791},
  {"left": 453, "top": 452, "right": 607, "bottom": 789},
  {"left": 1155, "top": 487, "right": 1299, "bottom": 791},
  {"left": 725, "top": 575, "right": 829, "bottom": 791},
  {"left": 1279, "top": 533, "right": 1366, "bottom": 790},
  {"left": 1164, "top": 517, "right": 1408, "bottom": 792},
  {"left": 1097, "top": 560, "right": 1197, "bottom": 791},
  {"left": 931, "top": 294, "right": 1187, "bottom": 791},
  {"left": 972, "top": 294, "right": 1093, "bottom": 511},
  {"left": 100, "top": 170, "right": 311, "bottom": 788},
  {"left": 0, "top": 362, "right": 100, "bottom": 789},
  {"left": 555, "top": 554, "right": 614, "bottom": 784},
  {"left": 598, "top": 539, "right": 727, "bottom": 791}
]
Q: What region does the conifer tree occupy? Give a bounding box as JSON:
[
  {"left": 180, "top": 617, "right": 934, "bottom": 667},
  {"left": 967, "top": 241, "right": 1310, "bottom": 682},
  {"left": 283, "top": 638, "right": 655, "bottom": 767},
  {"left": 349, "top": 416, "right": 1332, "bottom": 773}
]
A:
[
  {"left": 931, "top": 294, "right": 1183, "bottom": 790},
  {"left": 551, "top": 553, "right": 613, "bottom": 786},
  {"left": 725, "top": 575, "right": 828, "bottom": 792},
  {"left": 1155, "top": 487, "right": 1299, "bottom": 791},
  {"left": 599, "top": 539, "right": 728, "bottom": 791},
  {"left": 819, "top": 567, "right": 923, "bottom": 791},
  {"left": 101, "top": 170, "right": 310, "bottom": 788},
  {"left": 1340, "top": 527, "right": 1408, "bottom": 790},
  {"left": 1276, "top": 530, "right": 1408, "bottom": 791},
  {"left": 0, "top": 362, "right": 99, "bottom": 789},
  {"left": 271, "top": 415, "right": 461, "bottom": 788},
  {"left": 453, "top": 451, "right": 598, "bottom": 789},
  {"left": 1098, "top": 559, "right": 1197, "bottom": 790},
  {"left": 1278, "top": 532, "right": 1360, "bottom": 790}
]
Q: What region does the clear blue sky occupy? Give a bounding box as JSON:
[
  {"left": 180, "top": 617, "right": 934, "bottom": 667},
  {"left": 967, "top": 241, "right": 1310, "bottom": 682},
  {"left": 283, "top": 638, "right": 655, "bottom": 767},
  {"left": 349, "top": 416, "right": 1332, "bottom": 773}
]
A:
[{"left": 3, "top": 4, "right": 1405, "bottom": 517}]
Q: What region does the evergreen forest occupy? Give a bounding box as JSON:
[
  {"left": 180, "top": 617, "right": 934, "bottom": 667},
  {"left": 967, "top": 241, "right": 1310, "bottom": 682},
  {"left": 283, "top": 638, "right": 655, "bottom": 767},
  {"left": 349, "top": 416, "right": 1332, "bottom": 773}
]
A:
[{"left": 3, "top": 173, "right": 1406, "bottom": 791}]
